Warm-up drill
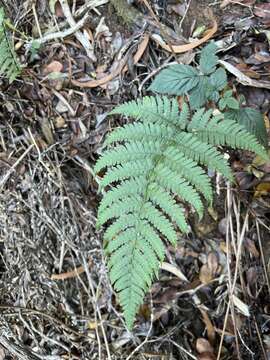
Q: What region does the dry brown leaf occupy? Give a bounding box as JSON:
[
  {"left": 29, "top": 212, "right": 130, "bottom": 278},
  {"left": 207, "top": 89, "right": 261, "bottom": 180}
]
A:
[
  {"left": 199, "top": 264, "right": 213, "bottom": 284},
  {"left": 152, "top": 18, "right": 217, "bottom": 54},
  {"left": 199, "top": 309, "right": 216, "bottom": 343},
  {"left": 196, "top": 338, "right": 214, "bottom": 354},
  {"left": 244, "top": 238, "right": 260, "bottom": 258},
  {"left": 44, "top": 60, "right": 63, "bottom": 74},
  {"left": 254, "top": 182, "right": 270, "bottom": 197},
  {"left": 207, "top": 252, "right": 219, "bottom": 276},
  {"left": 40, "top": 118, "right": 54, "bottom": 145}
]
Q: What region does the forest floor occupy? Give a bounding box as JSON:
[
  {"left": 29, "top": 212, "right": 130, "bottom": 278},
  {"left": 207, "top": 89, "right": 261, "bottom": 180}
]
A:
[{"left": 0, "top": 0, "right": 270, "bottom": 359}]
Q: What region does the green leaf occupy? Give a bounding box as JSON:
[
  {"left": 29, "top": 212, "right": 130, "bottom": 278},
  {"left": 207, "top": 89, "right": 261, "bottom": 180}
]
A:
[
  {"left": 149, "top": 64, "right": 200, "bottom": 95},
  {"left": 199, "top": 42, "right": 218, "bottom": 75},
  {"left": 219, "top": 98, "right": 227, "bottom": 111},
  {"left": 226, "top": 97, "right": 239, "bottom": 110},
  {"left": 210, "top": 68, "right": 227, "bottom": 92},
  {"left": 224, "top": 90, "right": 233, "bottom": 98},
  {"left": 224, "top": 107, "right": 268, "bottom": 147},
  {"left": 189, "top": 77, "right": 211, "bottom": 109}
]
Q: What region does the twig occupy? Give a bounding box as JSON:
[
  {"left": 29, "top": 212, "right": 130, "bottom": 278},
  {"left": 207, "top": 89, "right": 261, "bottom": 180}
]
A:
[
  {"left": 59, "top": 0, "right": 96, "bottom": 61},
  {"left": 51, "top": 258, "right": 92, "bottom": 280},
  {"left": 0, "top": 144, "right": 34, "bottom": 189},
  {"left": 29, "top": 13, "right": 90, "bottom": 46}
]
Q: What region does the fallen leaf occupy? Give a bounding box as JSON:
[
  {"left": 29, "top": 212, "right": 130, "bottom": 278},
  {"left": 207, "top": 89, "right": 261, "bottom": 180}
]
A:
[
  {"left": 199, "top": 264, "right": 213, "bottom": 284},
  {"left": 40, "top": 118, "right": 54, "bottom": 145},
  {"left": 44, "top": 60, "right": 63, "bottom": 74},
  {"left": 199, "top": 309, "right": 216, "bottom": 343},
  {"left": 232, "top": 295, "right": 250, "bottom": 317},
  {"left": 152, "top": 17, "right": 217, "bottom": 54},
  {"left": 196, "top": 338, "right": 214, "bottom": 354},
  {"left": 160, "top": 262, "right": 189, "bottom": 282},
  {"left": 254, "top": 182, "right": 270, "bottom": 197},
  {"left": 207, "top": 252, "right": 220, "bottom": 276},
  {"left": 244, "top": 238, "right": 260, "bottom": 258},
  {"left": 219, "top": 60, "right": 270, "bottom": 90}
]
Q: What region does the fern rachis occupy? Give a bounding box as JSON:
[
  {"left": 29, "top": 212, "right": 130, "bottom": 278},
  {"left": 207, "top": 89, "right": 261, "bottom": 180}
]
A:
[{"left": 95, "top": 95, "right": 268, "bottom": 329}]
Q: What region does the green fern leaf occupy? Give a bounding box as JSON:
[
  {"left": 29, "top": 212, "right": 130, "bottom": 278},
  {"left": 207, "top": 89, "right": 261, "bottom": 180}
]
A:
[
  {"left": 224, "top": 107, "right": 268, "bottom": 148},
  {"left": 96, "top": 95, "right": 268, "bottom": 329},
  {"left": 190, "top": 114, "right": 268, "bottom": 160},
  {"left": 0, "top": 8, "right": 20, "bottom": 82}
]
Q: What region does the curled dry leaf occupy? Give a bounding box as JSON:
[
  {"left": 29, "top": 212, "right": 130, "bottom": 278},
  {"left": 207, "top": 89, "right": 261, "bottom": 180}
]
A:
[{"left": 152, "top": 17, "right": 217, "bottom": 54}]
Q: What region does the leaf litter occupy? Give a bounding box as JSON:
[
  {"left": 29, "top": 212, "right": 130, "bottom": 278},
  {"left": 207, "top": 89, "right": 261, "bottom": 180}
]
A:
[{"left": 0, "top": 0, "right": 270, "bottom": 359}]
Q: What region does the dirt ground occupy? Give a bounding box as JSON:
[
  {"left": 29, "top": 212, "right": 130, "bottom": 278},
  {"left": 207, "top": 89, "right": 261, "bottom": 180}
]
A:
[{"left": 0, "top": 0, "right": 270, "bottom": 359}]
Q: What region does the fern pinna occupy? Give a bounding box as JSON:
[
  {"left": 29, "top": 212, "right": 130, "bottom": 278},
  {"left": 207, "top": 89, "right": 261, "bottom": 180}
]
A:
[
  {"left": 95, "top": 96, "right": 268, "bottom": 329},
  {"left": 0, "top": 7, "right": 20, "bottom": 82}
]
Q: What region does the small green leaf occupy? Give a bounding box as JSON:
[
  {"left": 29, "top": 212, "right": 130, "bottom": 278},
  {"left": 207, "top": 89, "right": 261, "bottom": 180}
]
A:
[
  {"left": 224, "top": 90, "right": 233, "bottom": 98},
  {"left": 199, "top": 42, "right": 218, "bottom": 75},
  {"left": 226, "top": 97, "right": 239, "bottom": 110},
  {"left": 225, "top": 107, "right": 268, "bottom": 147},
  {"left": 210, "top": 68, "right": 227, "bottom": 91},
  {"left": 149, "top": 64, "right": 199, "bottom": 95},
  {"left": 219, "top": 98, "right": 227, "bottom": 110},
  {"left": 189, "top": 77, "right": 211, "bottom": 109}
]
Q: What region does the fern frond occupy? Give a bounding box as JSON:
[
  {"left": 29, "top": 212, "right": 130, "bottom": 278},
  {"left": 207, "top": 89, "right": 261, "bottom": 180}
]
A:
[
  {"left": 148, "top": 184, "right": 188, "bottom": 233},
  {"left": 190, "top": 114, "right": 268, "bottom": 160},
  {"left": 98, "top": 177, "right": 147, "bottom": 214},
  {"left": 172, "top": 132, "right": 233, "bottom": 181},
  {"left": 96, "top": 95, "right": 268, "bottom": 329},
  {"left": 0, "top": 8, "right": 20, "bottom": 82},
  {"left": 163, "top": 147, "right": 212, "bottom": 202},
  {"left": 99, "top": 159, "right": 154, "bottom": 188},
  {"left": 110, "top": 96, "right": 182, "bottom": 126}
]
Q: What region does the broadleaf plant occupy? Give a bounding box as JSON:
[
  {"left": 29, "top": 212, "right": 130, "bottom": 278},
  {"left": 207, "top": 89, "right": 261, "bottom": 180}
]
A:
[
  {"left": 150, "top": 42, "right": 267, "bottom": 145},
  {"left": 95, "top": 79, "right": 268, "bottom": 328}
]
